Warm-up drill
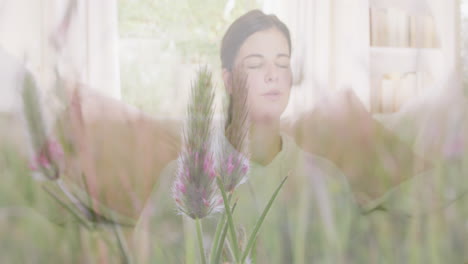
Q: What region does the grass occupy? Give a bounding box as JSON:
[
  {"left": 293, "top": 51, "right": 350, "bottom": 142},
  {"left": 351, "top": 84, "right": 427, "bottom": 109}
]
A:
[{"left": 1, "top": 134, "right": 468, "bottom": 263}]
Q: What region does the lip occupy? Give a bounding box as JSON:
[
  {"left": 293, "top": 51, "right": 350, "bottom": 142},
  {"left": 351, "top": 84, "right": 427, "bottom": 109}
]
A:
[{"left": 261, "top": 90, "right": 282, "bottom": 97}]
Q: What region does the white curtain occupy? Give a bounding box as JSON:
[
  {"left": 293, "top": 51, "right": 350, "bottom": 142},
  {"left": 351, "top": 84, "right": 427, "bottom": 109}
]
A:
[
  {"left": 0, "top": 0, "right": 121, "bottom": 112},
  {"left": 462, "top": 0, "right": 468, "bottom": 89}
]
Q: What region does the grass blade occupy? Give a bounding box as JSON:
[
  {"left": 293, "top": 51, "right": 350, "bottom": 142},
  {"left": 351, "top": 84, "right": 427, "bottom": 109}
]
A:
[
  {"left": 110, "top": 213, "right": 134, "bottom": 264},
  {"left": 42, "top": 185, "right": 91, "bottom": 229},
  {"left": 209, "top": 193, "right": 234, "bottom": 264},
  {"left": 216, "top": 177, "right": 240, "bottom": 263},
  {"left": 209, "top": 212, "right": 226, "bottom": 263},
  {"left": 196, "top": 218, "right": 207, "bottom": 264},
  {"left": 241, "top": 176, "right": 288, "bottom": 263},
  {"left": 212, "top": 201, "right": 237, "bottom": 264}
]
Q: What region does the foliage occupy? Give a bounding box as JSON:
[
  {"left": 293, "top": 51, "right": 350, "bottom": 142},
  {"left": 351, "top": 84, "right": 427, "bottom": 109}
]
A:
[{"left": 117, "top": 0, "right": 264, "bottom": 116}]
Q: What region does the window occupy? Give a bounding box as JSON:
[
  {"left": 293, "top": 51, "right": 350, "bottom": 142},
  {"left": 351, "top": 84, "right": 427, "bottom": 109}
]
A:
[{"left": 118, "top": 0, "right": 264, "bottom": 118}]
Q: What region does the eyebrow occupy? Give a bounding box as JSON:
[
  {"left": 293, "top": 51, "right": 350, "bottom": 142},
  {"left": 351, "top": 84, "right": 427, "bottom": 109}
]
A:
[{"left": 242, "top": 53, "right": 290, "bottom": 62}]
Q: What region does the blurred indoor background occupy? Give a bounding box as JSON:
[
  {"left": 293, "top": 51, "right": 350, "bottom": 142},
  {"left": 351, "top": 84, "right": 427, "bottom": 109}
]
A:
[{"left": 0, "top": 0, "right": 466, "bottom": 118}]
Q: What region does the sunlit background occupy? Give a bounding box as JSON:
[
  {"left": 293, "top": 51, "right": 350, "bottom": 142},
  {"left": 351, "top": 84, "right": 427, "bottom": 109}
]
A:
[
  {"left": 118, "top": 0, "right": 468, "bottom": 118},
  {"left": 118, "top": 0, "right": 265, "bottom": 118},
  {"left": 463, "top": 0, "right": 468, "bottom": 89},
  {"left": 0, "top": 0, "right": 466, "bottom": 117}
]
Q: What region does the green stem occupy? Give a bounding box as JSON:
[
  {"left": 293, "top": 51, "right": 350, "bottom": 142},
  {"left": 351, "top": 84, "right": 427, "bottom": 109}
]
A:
[
  {"left": 210, "top": 214, "right": 225, "bottom": 264},
  {"left": 216, "top": 177, "right": 240, "bottom": 263},
  {"left": 196, "top": 218, "right": 207, "bottom": 264},
  {"left": 225, "top": 238, "right": 237, "bottom": 263},
  {"left": 209, "top": 194, "right": 234, "bottom": 264},
  {"left": 213, "top": 201, "right": 238, "bottom": 264},
  {"left": 184, "top": 218, "right": 196, "bottom": 264},
  {"left": 42, "top": 185, "right": 91, "bottom": 229},
  {"left": 241, "top": 176, "right": 288, "bottom": 263},
  {"left": 111, "top": 214, "right": 133, "bottom": 264},
  {"left": 210, "top": 213, "right": 226, "bottom": 263}
]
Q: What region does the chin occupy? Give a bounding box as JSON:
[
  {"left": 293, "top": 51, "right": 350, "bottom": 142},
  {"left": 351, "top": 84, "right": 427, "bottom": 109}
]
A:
[{"left": 251, "top": 108, "right": 287, "bottom": 123}]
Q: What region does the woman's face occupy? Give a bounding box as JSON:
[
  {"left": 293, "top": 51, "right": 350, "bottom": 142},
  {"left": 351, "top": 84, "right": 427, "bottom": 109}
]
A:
[{"left": 228, "top": 28, "right": 292, "bottom": 123}]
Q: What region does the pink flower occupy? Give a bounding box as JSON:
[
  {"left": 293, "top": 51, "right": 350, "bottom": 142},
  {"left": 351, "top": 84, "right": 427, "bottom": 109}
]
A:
[
  {"left": 220, "top": 149, "right": 250, "bottom": 192},
  {"left": 172, "top": 150, "right": 222, "bottom": 219},
  {"left": 29, "top": 139, "right": 64, "bottom": 172},
  {"left": 184, "top": 167, "right": 191, "bottom": 180},
  {"left": 203, "top": 155, "right": 216, "bottom": 179},
  {"left": 48, "top": 140, "right": 64, "bottom": 160},
  {"left": 203, "top": 197, "right": 210, "bottom": 207},
  {"left": 175, "top": 180, "right": 186, "bottom": 194},
  {"left": 171, "top": 67, "right": 221, "bottom": 219},
  {"left": 37, "top": 154, "right": 51, "bottom": 168},
  {"left": 226, "top": 154, "right": 235, "bottom": 175},
  {"left": 241, "top": 163, "right": 249, "bottom": 175}
]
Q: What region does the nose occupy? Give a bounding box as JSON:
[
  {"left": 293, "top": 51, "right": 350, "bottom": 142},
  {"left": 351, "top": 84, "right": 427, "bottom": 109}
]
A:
[{"left": 264, "top": 63, "right": 279, "bottom": 83}]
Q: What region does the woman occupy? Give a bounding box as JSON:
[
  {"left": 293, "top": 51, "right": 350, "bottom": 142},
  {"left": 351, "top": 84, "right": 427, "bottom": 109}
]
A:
[
  {"left": 216, "top": 10, "right": 468, "bottom": 263},
  {"left": 133, "top": 10, "right": 356, "bottom": 263},
  {"left": 218, "top": 10, "right": 356, "bottom": 263}
]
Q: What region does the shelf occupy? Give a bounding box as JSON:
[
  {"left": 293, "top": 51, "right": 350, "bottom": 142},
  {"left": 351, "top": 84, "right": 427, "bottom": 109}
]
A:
[
  {"left": 369, "top": 7, "right": 440, "bottom": 48},
  {"left": 365, "top": 0, "right": 458, "bottom": 113}
]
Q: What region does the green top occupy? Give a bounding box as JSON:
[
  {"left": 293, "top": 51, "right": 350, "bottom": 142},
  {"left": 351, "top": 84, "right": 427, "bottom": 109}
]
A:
[{"left": 232, "top": 134, "right": 356, "bottom": 263}]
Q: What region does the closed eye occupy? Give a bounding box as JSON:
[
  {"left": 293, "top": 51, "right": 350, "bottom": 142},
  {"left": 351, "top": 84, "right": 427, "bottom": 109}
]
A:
[
  {"left": 242, "top": 54, "right": 290, "bottom": 69},
  {"left": 246, "top": 63, "right": 263, "bottom": 69},
  {"left": 276, "top": 63, "right": 290, "bottom": 68},
  {"left": 276, "top": 56, "right": 290, "bottom": 68},
  {"left": 244, "top": 56, "right": 264, "bottom": 69}
]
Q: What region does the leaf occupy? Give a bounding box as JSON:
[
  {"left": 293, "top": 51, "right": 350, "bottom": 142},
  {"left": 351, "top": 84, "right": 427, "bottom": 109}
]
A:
[
  {"left": 216, "top": 177, "right": 240, "bottom": 262},
  {"left": 212, "top": 201, "right": 237, "bottom": 264},
  {"left": 42, "top": 185, "right": 91, "bottom": 229},
  {"left": 241, "top": 176, "right": 288, "bottom": 263}
]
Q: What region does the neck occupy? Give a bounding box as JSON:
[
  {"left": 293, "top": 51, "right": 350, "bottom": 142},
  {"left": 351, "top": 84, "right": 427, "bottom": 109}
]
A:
[{"left": 249, "top": 119, "right": 282, "bottom": 166}]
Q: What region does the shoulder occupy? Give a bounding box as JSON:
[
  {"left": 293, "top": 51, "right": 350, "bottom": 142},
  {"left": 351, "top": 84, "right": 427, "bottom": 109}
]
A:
[
  {"left": 282, "top": 133, "right": 340, "bottom": 176},
  {"left": 284, "top": 134, "right": 352, "bottom": 194}
]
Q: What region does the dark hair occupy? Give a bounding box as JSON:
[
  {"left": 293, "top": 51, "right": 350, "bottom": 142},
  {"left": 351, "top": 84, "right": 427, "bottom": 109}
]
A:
[
  {"left": 221, "top": 10, "right": 291, "bottom": 128},
  {"left": 220, "top": 9, "right": 291, "bottom": 71}
]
